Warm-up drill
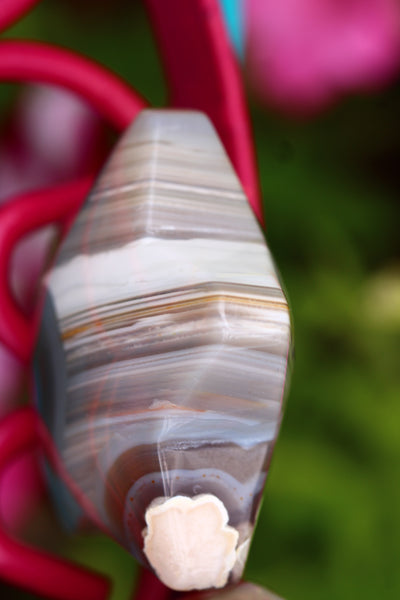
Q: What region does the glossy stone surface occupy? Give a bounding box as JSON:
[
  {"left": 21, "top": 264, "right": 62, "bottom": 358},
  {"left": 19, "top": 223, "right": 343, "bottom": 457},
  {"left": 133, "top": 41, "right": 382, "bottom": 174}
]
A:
[{"left": 37, "top": 110, "right": 291, "bottom": 590}]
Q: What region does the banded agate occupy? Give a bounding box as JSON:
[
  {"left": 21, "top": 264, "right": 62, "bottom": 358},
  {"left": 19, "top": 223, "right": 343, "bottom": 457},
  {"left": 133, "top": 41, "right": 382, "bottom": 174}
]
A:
[{"left": 36, "top": 110, "right": 291, "bottom": 591}]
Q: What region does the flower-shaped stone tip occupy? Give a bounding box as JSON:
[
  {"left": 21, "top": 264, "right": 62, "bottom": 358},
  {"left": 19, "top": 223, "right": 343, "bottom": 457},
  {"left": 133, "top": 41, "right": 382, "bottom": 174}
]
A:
[{"left": 143, "top": 494, "right": 239, "bottom": 591}]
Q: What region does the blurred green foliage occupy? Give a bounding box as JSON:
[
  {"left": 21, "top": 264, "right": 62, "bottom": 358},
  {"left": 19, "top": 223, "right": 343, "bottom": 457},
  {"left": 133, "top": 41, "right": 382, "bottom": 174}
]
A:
[
  {"left": 249, "top": 99, "right": 400, "bottom": 600},
  {"left": 1, "top": 1, "right": 400, "bottom": 599}
]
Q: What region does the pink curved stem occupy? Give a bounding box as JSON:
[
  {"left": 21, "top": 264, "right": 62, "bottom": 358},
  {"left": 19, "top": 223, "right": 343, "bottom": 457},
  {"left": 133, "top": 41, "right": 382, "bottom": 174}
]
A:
[
  {"left": 0, "top": 407, "right": 110, "bottom": 600},
  {"left": 0, "top": 178, "right": 92, "bottom": 363},
  {"left": 0, "top": 0, "right": 40, "bottom": 33},
  {"left": 132, "top": 568, "right": 172, "bottom": 600},
  {"left": 0, "top": 40, "right": 147, "bottom": 131},
  {"left": 146, "top": 0, "right": 263, "bottom": 224}
]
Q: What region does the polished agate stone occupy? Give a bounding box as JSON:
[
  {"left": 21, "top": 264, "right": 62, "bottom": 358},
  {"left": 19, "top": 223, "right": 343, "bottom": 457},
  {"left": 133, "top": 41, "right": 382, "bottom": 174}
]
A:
[{"left": 36, "top": 110, "right": 291, "bottom": 591}]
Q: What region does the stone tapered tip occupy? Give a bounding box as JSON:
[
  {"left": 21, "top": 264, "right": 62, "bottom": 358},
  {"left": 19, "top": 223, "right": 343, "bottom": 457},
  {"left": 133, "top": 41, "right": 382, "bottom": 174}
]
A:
[{"left": 143, "top": 494, "right": 239, "bottom": 591}]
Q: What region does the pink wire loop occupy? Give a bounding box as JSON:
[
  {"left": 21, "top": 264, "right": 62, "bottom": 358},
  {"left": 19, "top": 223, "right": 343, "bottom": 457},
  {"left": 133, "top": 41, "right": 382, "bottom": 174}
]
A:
[
  {"left": 0, "top": 178, "right": 92, "bottom": 363},
  {"left": 0, "top": 40, "right": 147, "bottom": 131},
  {"left": 0, "top": 407, "right": 111, "bottom": 600},
  {"left": 0, "top": 0, "right": 40, "bottom": 33}
]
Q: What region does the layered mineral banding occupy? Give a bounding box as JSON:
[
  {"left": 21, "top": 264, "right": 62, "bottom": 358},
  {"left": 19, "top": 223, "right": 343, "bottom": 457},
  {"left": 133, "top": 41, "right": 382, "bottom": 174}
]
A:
[{"left": 37, "top": 110, "right": 291, "bottom": 590}]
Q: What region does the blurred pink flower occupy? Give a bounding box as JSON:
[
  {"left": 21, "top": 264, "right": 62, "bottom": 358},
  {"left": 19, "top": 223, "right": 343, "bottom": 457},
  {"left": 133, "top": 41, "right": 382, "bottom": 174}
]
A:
[
  {"left": 245, "top": 0, "right": 400, "bottom": 114},
  {"left": 0, "top": 85, "right": 104, "bottom": 530},
  {"left": 0, "top": 84, "right": 103, "bottom": 199}
]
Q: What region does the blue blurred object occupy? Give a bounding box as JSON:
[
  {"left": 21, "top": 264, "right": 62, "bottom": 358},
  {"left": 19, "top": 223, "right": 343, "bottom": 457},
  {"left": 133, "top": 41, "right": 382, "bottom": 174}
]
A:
[{"left": 219, "top": 0, "right": 244, "bottom": 59}]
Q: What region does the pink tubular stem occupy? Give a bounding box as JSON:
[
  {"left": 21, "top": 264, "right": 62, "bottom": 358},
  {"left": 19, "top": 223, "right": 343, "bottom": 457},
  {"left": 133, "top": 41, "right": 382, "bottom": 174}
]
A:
[
  {"left": 145, "top": 0, "right": 263, "bottom": 224},
  {"left": 0, "top": 0, "right": 40, "bottom": 33},
  {"left": 0, "top": 178, "right": 92, "bottom": 363},
  {"left": 132, "top": 568, "right": 173, "bottom": 600},
  {"left": 0, "top": 40, "right": 147, "bottom": 131},
  {"left": 0, "top": 407, "right": 111, "bottom": 600}
]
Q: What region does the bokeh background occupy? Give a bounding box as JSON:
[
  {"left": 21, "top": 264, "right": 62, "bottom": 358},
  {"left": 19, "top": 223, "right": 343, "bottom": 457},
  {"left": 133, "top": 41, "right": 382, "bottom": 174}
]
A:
[{"left": 0, "top": 1, "right": 400, "bottom": 599}]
